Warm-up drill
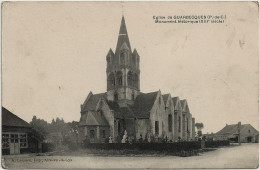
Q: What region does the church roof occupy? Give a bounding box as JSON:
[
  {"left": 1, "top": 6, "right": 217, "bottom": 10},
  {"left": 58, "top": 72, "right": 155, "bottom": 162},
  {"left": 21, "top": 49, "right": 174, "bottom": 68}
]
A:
[
  {"left": 172, "top": 97, "right": 179, "bottom": 107},
  {"left": 132, "top": 91, "right": 158, "bottom": 118},
  {"left": 2, "top": 107, "right": 31, "bottom": 128},
  {"left": 106, "top": 101, "right": 135, "bottom": 119},
  {"left": 162, "top": 94, "right": 170, "bottom": 105},
  {"left": 180, "top": 100, "right": 185, "bottom": 108},
  {"left": 79, "top": 111, "right": 109, "bottom": 126},
  {"left": 115, "top": 16, "right": 132, "bottom": 55},
  {"left": 82, "top": 93, "right": 107, "bottom": 111}
]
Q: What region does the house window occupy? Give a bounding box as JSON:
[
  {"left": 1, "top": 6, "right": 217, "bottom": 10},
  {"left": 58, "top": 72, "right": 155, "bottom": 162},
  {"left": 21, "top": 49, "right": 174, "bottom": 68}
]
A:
[
  {"left": 155, "top": 121, "right": 159, "bottom": 135},
  {"left": 90, "top": 130, "right": 95, "bottom": 139},
  {"left": 19, "top": 134, "right": 27, "bottom": 148},
  {"left": 11, "top": 134, "right": 18, "bottom": 143},
  {"left": 178, "top": 116, "right": 181, "bottom": 132},
  {"left": 248, "top": 129, "right": 251, "bottom": 133},
  {"left": 102, "top": 130, "right": 106, "bottom": 138},
  {"left": 2, "top": 134, "right": 9, "bottom": 149},
  {"left": 168, "top": 114, "right": 172, "bottom": 132}
]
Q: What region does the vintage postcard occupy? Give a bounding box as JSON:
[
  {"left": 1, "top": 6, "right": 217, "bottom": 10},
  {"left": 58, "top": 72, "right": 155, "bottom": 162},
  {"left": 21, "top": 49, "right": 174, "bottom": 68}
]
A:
[{"left": 1, "top": 1, "right": 259, "bottom": 169}]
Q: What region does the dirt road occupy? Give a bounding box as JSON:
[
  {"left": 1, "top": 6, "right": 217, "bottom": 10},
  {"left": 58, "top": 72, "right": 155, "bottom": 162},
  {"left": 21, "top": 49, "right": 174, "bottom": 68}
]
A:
[{"left": 2, "top": 143, "right": 258, "bottom": 169}]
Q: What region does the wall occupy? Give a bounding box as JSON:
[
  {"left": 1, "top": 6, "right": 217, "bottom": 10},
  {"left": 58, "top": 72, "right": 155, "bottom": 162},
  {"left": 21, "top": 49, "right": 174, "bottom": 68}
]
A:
[
  {"left": 135, "top": 119, "right": 150, "bottom": 139},
  {"left": 192, "top": 117, "right": 195, "bottom": 140},
  {"left": 82, "top": 125, "right": 110, "bottom": 143},
  {"left": 182, "top": 113, "right": 187, "bottom": 140},
  {"left": 240, "top": 125, "right": 259, "bottom": 143},
  {"left": 164, "top": 96, "right": 175, "bottom": 141},
  {"left": 98, "top": 100, "right": 115, "bottom": 139},
  {"left": 149, "top": 91, "right": 166, "bottom": 138}
]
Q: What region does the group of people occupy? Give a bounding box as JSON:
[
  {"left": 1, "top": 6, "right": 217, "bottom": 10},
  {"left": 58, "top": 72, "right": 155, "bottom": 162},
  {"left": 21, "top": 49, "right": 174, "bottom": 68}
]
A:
[
  {"left": 84, "top": 130, "right": 199, "bottom": 145},
  {"left": 105, "top": 130, "right": 190, "bottom": 144}
]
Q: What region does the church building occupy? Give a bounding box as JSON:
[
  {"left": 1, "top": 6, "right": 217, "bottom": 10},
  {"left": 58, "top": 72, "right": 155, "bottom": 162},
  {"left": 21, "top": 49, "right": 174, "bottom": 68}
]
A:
[{"left": 79, "top": 16, "right": 196, "bottom": 143}]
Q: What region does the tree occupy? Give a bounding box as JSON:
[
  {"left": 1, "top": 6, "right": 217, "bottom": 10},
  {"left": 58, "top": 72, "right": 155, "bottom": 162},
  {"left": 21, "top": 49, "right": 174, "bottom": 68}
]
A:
[
  {"left": 30, "top": 115, "right": 49, "bottom": 141},
  {"left": 195, "top": 123, "right": 204, "bottom": 137}
]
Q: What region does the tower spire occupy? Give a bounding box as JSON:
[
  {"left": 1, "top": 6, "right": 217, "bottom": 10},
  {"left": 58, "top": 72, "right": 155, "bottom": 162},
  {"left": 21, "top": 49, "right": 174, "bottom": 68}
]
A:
[{"left": 115, "top": 16, "right": 132, "bottom": 55}]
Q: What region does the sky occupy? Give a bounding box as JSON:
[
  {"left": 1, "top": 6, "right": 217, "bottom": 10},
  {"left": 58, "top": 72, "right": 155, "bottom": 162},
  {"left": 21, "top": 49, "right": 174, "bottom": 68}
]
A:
[{"left": 2, "top": 2, "right": 259, "bottom": 133}]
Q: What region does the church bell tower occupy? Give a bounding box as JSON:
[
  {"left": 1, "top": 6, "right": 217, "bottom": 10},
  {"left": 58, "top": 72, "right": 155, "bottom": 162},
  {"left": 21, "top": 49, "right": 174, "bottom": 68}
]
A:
[{"left": 106, "top": 16, "right": 140, "bottom": 107}]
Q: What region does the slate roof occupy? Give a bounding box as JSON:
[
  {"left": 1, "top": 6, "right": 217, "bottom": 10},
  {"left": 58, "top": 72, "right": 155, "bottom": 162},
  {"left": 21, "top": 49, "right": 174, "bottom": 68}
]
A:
[
  {"left": 79, "top": 111, "right": 109, "bottom": 126},
  {"left": 82, "top": 93, "right": 106, "bottom": 111},
  {"left": 115, "top": 16, "right": 132, "bottom": 55},
  {"left": 106, "top": 101, "right": 135, "bottom": 119},
  {"left": 2, "top": 107, "right": 31, "bottom": 127},
  {"left": 132, "top": 91, "right": 158, "bottom": 118}
]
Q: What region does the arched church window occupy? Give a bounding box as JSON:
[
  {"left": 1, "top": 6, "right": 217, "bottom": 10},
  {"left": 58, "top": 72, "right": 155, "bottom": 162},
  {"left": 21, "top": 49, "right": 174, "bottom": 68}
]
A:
[
  {"left": 133, "top": 73, "right": 138, "bottom": 88},
  {"left": 178, "top": 116, "right": 181, "bottom": 132},
  {"left": 116, "top": 71, "right": 123, "bottom": 86},
  {"left": 120, "top": 52, "right": 126, "bottom": 65},
  {"left": 132, "top": 55, "right": 136, "bottom": 67},
  {"left": 186, "top": 118, "right": 189, "bottom": 132},
  {"left": 114, "top": 92, "right": 118, "bottom": 101},
  {"left": 131, "top": 92, "right": 135, "bottom": 101},
  {"left": 127, "top": 71, "right": 133, "bottom": 86},
  {"left": 108, "top": 73, "right": 115, "bottom": 89}
]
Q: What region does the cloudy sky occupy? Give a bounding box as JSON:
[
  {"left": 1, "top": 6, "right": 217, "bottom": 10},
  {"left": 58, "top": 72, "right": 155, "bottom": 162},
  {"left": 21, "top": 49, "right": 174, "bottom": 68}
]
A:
[{"left": 2, "top": 2, "right": 258, "bottom": 133}]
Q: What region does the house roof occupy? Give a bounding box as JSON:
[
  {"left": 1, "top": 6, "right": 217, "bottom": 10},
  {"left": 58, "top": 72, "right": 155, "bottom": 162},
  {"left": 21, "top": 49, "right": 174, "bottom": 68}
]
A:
[
  {"left": 82, "top": 93, "right": 107, "bottom": 111},
  {"left": 216, "top": 124, "right": 239, "bottom": 136},
  {"left": 132, "top": 91, "right": 158, "bottom": 118},
  {"left": 215, "top": 124, "right": 259, "bottom": 137},
  {"left": 2, "top": 107, "right": 31, "bottom": 128},
  {"left": 79, "top": 111, "right": 109, "bottom": 126}
]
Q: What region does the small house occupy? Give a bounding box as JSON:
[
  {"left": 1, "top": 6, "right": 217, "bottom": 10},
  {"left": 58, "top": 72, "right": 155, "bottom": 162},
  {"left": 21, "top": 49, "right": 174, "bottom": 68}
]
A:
[{"left": 2, "top": 107, "right": 41, "bottom": 155}]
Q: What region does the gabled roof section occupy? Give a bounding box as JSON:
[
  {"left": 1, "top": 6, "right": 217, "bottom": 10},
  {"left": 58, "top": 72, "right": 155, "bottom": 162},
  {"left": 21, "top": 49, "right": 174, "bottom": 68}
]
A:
[
  {"left": 132, "top": 91, "right": 159, "bottom": 118},
  {"left": 180, "top": 100, "right": 186, "bottom": 108},
  {"left": 172, "top": 97, "right": 179, "bottom": 107},
  {"left": 120, "top": 42, "right": 130, "bottom": 51},
  {"left": 82, "top": 92, "right": 107, "bottom": 111},
  {"left": 115, "top": 16, "right": 132, "bottom": 55},
  {"left": 79, "top": 111, "right": 109, "bottom": 126},
  {"left": 172, "top": 97, "right": 182, "bottom": 111},
  {"left": 180, "top": 99, "right": 190, "bottom": 113},
  {"left": 162, "top": 94, "right": 170, "bottom": 106},
  {"left": 2, "top": 107, "right": 31, "bottom": 127}
]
